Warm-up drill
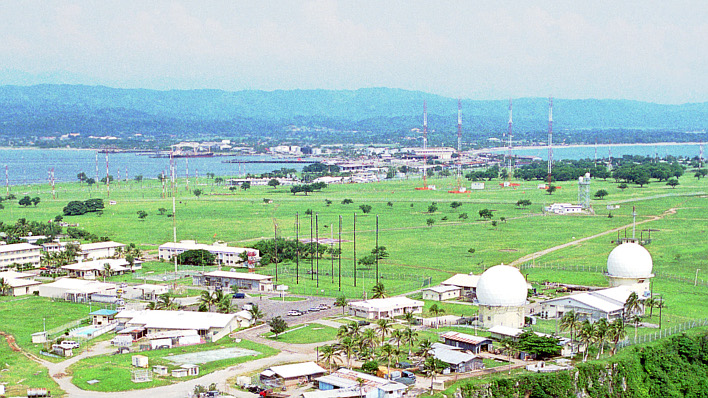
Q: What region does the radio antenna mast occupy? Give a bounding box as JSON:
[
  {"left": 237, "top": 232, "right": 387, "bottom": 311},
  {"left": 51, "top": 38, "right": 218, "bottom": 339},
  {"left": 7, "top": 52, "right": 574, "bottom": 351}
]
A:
[{"left": 547, "top": 97, "right": 553, "bottom": 187}]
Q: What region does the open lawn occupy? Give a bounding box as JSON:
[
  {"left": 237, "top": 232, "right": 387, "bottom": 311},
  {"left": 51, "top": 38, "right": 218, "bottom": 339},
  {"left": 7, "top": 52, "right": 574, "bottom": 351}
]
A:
[
  {"left": 67, "top": 338, "right": 277, "bottom": 392},
  {"left": 263, "top": 323, "right": 339, "bottom": 344},
  {"left": 0, "top": 336, "right": 63, "bottom": 397}
]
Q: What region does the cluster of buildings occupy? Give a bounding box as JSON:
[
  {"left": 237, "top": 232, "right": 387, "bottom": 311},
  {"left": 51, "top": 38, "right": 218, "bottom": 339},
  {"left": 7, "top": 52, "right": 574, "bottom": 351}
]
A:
[{"left": 158, "top": 240, "right": 259, "bottom": 268}]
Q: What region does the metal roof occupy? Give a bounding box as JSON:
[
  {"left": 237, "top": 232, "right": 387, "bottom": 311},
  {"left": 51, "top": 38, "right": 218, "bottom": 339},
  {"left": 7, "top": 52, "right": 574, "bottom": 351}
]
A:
[
  {"left": 266, "top": 362, "right": 326, "bottom": 379},
  {"left": 440, "top": 331, "right": 493, "bottom": 345}
]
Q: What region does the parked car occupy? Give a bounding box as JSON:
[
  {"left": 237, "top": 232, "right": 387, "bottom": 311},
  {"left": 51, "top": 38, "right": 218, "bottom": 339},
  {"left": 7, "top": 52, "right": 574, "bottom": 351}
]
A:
[
  {"left": 232, "top": 292, "right": 246, "bottom": 299},
  {"left": 58, "top": 340, "right": 80, "bottom": 349},
  {"left": 357, "top": 320, "right": 370, "bottom": 326},
  {"left": 287, "top": 310, "right": 302, "bottom": 316},
  {"left": 308, "top": 307, "right": 320, "bottom": 312}
]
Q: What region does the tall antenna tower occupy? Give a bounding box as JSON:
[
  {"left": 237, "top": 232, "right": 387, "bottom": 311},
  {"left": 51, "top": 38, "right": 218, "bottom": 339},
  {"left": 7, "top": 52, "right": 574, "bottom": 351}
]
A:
[
  {"left": 169, "top": 150, "right": 175, "bottom": 196},
  {"left": 5, "top": 165, "right": 9, "bottom": 196},
  {"left": 608, "top": 143, "right": 613, "bottom": 171},
  {"left": 578, "top": 173, "right": 591, "bottom": 209},
  {"left": 547, "top": 97, "right": 553, "bottom": 187},
  {"left": 95, "top": 151, "right": 99, "bottom": 184},
  {"left": 507, "top": 98, "right": 513, "bottom": 180},
  {"left": 185, "top": 158, "right": 190, "bottom": 191},
  {"left": 457, "top": 99, "right": 463, "bottom": 189},
  {"left": 105, "top": 153, "right": 110, "bottom": 198},
  {"left": 700, "top": 142, "right": 704, "bottom": 167},
  {"left": 48, "top": 168, "right": 55, "bottom": 199},
  {"left": 421, "top": 101, "right": 428, "bottom": 189}
]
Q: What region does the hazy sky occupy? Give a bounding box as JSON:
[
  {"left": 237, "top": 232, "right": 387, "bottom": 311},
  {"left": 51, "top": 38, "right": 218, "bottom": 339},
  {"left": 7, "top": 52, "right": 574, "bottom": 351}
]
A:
[{"left": 1, "top": 1, "right": 706, "bottom": 104}]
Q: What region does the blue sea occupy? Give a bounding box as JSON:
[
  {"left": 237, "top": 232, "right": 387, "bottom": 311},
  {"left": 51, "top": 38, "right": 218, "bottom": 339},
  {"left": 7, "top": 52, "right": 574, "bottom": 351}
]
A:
[
  {"left": 488, "top": 143, "right": 703, "bottom": 161},
  {"left": 0, "top": 149, "right": 312, "bottom": 186}
]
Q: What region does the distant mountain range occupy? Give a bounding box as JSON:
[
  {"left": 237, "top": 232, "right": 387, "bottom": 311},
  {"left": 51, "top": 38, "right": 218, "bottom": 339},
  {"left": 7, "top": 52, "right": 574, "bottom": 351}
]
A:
[{"left": 0, "top": 85, "right": 706, "bottom": 144}]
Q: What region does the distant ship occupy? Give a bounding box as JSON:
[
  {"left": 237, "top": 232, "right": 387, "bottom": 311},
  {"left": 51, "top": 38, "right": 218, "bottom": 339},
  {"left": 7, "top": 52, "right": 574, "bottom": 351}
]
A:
[{"left": 171, "top": 151, "right": 214, "bottom": 158}]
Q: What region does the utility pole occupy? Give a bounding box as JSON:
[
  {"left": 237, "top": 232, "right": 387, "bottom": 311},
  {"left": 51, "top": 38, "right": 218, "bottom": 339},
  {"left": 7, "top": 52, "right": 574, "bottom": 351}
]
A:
[
  {"left": 295, "top": 212, "right": 299, "bottom": 284},
  {"left": 547, "top": 97, "right": 553, "bottom": 188},
  {"left": 696, "top": 268, "right": 701, "bottom": 286},
  {"left": 316, "top": 213, "right": 319, "bottom": 288},
  {"left": 375, "top": 214, "right": 379, "bottom": 283},
  {"left": 338, "top": 215, "right": 342, "bottom": 291},
  {"left": 353, "top": 213, "right": 357, "bottom": 288}
]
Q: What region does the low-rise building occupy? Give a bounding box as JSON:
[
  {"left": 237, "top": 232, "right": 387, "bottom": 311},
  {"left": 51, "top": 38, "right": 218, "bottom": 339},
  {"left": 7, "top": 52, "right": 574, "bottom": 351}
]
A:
[
  {"left": 488, "top": 325, "right": 524, "bottom": 341},
  {"left": 315, "top": 368, "right": 407, "bottom": 398},
  {"left": 440, "top": 273, "right": 480, "bottom": 296},
  {"left": 0, "top": 270, "right": 42, "bottom": 296},
  {"left": 78, "top": 241, "right": 126, "bottom": 260},
  {"left": 90, "top": 309, "right": 118, "bottom": 326},
  {"left": 61, "top": 258, "right": 129, "bottom": 279},
  {"left": 260, "top": 362, "right": 326, "bottom": 388},
  {"left": 159, "top": 240, "right": 259, "bottom": 268},
  {"left": 545, "top": 203, "right": 583, "bottom": 215},
  {"left": 35, "top": 278, "right": 117, "bottom": 301},
  {"left": 348, "top": 297, "right": 424, "bottom": 320},
  {"left": 432, "top": 344, "right": 484, "bottom": 372},
  {"left": 193, "top": 271, "right": 274, "bottom": 292},
  {"left": 540, "top": 286, "right": 636, "bottom": 322},
  {"left": 116, "top": 309, "right": 242, "bottom": 342},
  {"left": 0, "top": 243, "right": 42, "bottom": 269},
  {"left": 440, "top": 331, "right": 493, "bottom": 354},
  {"left": 422, "top": 285, "right": 461, "bottom": 301}
]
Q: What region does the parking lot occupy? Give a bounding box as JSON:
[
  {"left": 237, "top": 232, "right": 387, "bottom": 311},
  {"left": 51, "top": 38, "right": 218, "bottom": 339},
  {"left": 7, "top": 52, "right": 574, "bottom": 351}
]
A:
[{"left": 234, "top": 293, "right": 340, "bottom": 322}]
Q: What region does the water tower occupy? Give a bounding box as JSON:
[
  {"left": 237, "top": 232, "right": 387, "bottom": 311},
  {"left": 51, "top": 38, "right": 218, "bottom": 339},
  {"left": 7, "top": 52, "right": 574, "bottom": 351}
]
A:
[{"left": 578, "top": 172, "right": 591, "bottom": 209}]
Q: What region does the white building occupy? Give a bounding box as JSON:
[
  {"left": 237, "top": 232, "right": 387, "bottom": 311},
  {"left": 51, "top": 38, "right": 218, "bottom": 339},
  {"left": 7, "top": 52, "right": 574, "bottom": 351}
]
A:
[
  {"left": 79, "top": 241, "right": 126, "bottom": 260},
  {"left": 441, "top": 273, "right": 480, "bottom": 296},
  {"left": 35, "top": 278, "right": 116, "bottom": 301},
  {"left": 194, "top": 271, "right": 274, "bottom": 292},
  {"left": 0, "top": 270, "right": 41, "bottom": 296},
  {"left": 405, "top": 147, "right": 456, "bottom": 160},
  {"left": 0, "top": 243, "right": 42, "bottom": 269},
  {"left": 315, "top": 368, "right": 407, "bottom": 398},
  {"left": 422, "top": 285, "right": 461, "bottom": 301},
  {"left": 477, "top": 265, "right": 528, "bottom": 328},
  {"left": 606, "top": 242, "right": 654, "bottom": 298},
  {"left": 261, "top": 362, "right": 327, "bottom": 388},
  {"left": 116, "top": 310, "right": 242, "bottom": 342},
  {"left": 158, "top": 240, "right": 259, "bottom": 267},
  {"left": 541, "top": 286, "right": 637, "bottom": 322},
  {"left": 61, "top": 258, "right": 130, "bottom": 279},
  {"left": 348, "top": 297, "right": 424, "bottom": 320},
  {"left": 545, "top": 203, "right": 583, "bottom": 215}
]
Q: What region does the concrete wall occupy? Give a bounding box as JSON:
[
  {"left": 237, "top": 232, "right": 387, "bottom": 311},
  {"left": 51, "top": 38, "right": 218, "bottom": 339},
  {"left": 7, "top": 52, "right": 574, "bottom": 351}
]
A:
[{"left": 479, "top": 305, "right": 525, "bottom": 328}]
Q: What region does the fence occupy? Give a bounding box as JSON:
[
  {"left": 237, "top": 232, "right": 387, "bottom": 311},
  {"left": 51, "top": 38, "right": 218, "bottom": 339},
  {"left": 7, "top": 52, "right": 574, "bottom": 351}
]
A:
[
  {"left": 618, "top": 318, "right": 708, "bottom": 349},
  {"left": 518, "top": 261, "right": 708, "bottom": 287},
  {"left": 43, "top": 318, "right": 86, "bottom": 339}
]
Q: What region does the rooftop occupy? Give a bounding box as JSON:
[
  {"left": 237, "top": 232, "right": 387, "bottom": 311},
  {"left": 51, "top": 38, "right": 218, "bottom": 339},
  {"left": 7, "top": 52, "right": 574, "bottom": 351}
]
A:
[
  {"left": 204, "top": 271, "right": 273, "bottom": 281},
  {"left": 80, "top": 241, "right": 125, "bottom": 251},
  {"left": 264, "top": 362, "right": 325, "bottom": 379},
  {"left": 440, "top": 331, "right": 493, "bottom": 345},
  {"left": 62, "top": 258, "right": 129, "bottom": 272},
  {"left": 0, "top": 243, "right": 41, "bottom": 253},
  {"left": 423, "top": 285, "right": 461, "bottom": 294},
  {"left": 349, "top": 297, "right": 424, "bottom": 312},
  {"left": 118, "top": 310, "right": 237, "bottom": 331},
  {"left": 90, "top": 309, "right": 118, "bottom": 316},
  {"left": 488, "top": 325, "right": 524, "bottom": 337},
  {"left": 441, "top": 273, "right": 480, "bottom": 288}
]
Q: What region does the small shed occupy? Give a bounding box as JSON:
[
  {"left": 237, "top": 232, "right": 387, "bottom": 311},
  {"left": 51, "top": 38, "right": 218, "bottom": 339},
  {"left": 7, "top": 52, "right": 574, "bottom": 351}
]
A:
[
  {"left": 32, "top": 331, "right": 48, "bottom": 344},
  {"left": 422, "top": 285, "right": 461, "bottom": 301},
  {"left": 132, "top": 355, "right": 149, "bottom": 368},
  {"left": 172, "top": 368, "right": 189, "bottom": 378},
  {"left": 181, "top": 364, "right": 200, "bottom": 376},
  {"left": 153, "top": 365, "right": 169, "bottom": 376},
  {"left": 261, "top": 361, "right": 326, "bottom": 388}
]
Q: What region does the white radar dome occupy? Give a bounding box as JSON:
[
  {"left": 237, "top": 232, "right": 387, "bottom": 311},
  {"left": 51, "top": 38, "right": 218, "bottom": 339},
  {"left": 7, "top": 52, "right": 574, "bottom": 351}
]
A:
[
  {"left": 476, "top": 265, "right": 528, "bottom": 307},
  {"left": 607, "top": 242, "right": 653, "bottom": 278}
]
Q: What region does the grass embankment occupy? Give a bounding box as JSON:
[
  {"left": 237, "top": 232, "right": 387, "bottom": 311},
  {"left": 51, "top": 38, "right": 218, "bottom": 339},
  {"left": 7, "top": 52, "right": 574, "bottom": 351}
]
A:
[
  {"left": 67, "top": 338, "right": 277, "bottom": 392},
  {"left": 0, "top": 336, "right": 63, "bottom": 397},
  {"left": 263, "top": 323, "right": 338, "bottom": 344}
]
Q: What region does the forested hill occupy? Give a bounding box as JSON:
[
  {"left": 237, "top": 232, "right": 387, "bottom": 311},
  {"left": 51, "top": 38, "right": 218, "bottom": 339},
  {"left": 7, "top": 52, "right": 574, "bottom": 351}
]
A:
[{"left": 1, "top": 84, "right": 706, "bottom": 142}]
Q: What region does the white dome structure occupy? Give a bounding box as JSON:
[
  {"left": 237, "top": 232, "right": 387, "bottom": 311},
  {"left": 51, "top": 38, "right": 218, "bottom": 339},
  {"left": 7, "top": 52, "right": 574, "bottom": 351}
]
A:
[
  {"left": 607, "top": 242, "right": 653, "bottom": 278},
  {"left": 476, "top": 265, "right": 528, "bottom": 307}
]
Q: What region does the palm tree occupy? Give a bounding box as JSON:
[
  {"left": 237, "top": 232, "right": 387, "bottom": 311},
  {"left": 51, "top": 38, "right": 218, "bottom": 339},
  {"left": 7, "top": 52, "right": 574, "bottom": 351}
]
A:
[
  {"left": 356, "top": 377, "right": 365, "bottom": 397},
  {"left": 371, "top": 282, "right": 387, "bottom": 299},
  {"left": 424, "top": 356, "right": 443, "bottom": 392},
  {"left": 379, "top": 343, "right": 399, "bottom": 378},
  {"left": 359, "top": 328, "right": 377, "bottom": 351},
  {"left": 428, "top": 304, "right": 445, "bottom": 328},
  {"left": 375, "top": 319, "right": 393, "bottom": 346},
  {"left": 403, "top": 312, "right": 416, "bottom": 326},
  {"left": 156, "top": 292, "right": 177, "bottom": 310},
  {"left": 608, "top": 318, "right": 627, "bottom": 355},
  {"left": 577, "top": 320, "right": 595, "bottom": 362},
  {"left": 334, "top": 295, "right": 348, "bottom": 314},
  {"left": 337, "top": 336, "right": 357, "bottom": 368},
  {"left": 629, "top": 314, "right": 642, "bottom": 342},
  {"left": 594, "top": 318, "right": 610, "bottom": 359},
  {"left": 417, "top": 338, "right": 434, "bottom": 359},
  {"left": 623, "top": 292, "right": 641, "bottom": 319},
  {"left": 249, "top": 304, "right": 265, "bottom": 324},
  {"left": 103, "top": 262, "right": 111, "bottom": 282},
  {"left": 559, "top": 310, "right": 581, "bottom": 355},
  {"left": 644, "top": 296, "right": 657, "bottom": 318},
  {"left": 402, "top": 327, "right": 418, "bottom": 357},
  {"left": 217, "top": 296, "right": 234, "bottom": 313},
  {"left": 319, "top": 344, "right": 339, "bottom": 372},
  {"left": 500, "top": 338, "right": 517, "bottom": 375},
  {"left": 656, "top": 299, "right": 666, "bottom": 329},
  {"left": 0, "top": 277, "right": 11, "bottom": 296},
  {"left": 389, "top": 329, "right": 404, "bottom": 352},
  {"left": 200, "top": 290, "right": 216, "bottom": 312}
]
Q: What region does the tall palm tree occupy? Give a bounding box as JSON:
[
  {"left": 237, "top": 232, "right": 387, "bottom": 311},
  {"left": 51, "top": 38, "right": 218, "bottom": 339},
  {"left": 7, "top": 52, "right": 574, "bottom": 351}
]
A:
[
  {"left": 608, "top": 318, "right": 627, "bottom": 355},
  {"left": 656, "top": 299, "right": 666, "bottom": 329},
  {"left": 103, "top": 263, "right": 111, "bottom": 282},
  {"left": 359, "top": 328, "right": 377, "bottom": 351},
  {"left": 217, "top": 296, "right": 234, "bottom": 313},
  {"left": 346, "top": 321, "right": 363, "bottom": 340},
  {"left": 378, "top": 343, "right": 399, "bottom": 377},
  {"left": 403, "top": 312, "right": 416, "bottom": 326},
  {"left": 402, "top": 327, "right": 419, "bottom": 357},
  {"left": 629, "top": 314, "right": 642, "bottom": 342},
  {"left": 593, "top": 318, "right": 610, "bottom": 359},
  {"left": 157, "top": 292, "right": 178, "bottom": 310},
  {"left": 199, "top": 290, "right": 216, "bottom": 312},
  {"left": 623, "top": 292, "right": 641, "bottom": 319},
  {"left": 319, "top": 344, "right": 339, "bottom": 372},
  {"left": 0, "top": 277, "right": 11, "bottom": 296},
  {"left": 337, "top": 336, "right": 357, "bottom": 368},
  {"left": 560, "top": 310, "right": 581, "bottom": 355},
  {"left": 376, "top": 319, "right": 393, "bottom": 346},
  {"left": 428, "top": 304, "right": 445, "bottom": 328},
  {"left": 371, "top": 282, "right": 387, "bottom": 299},
  {"left": 417, "top": 338, "right": 434, "bottom": 360},
  {"left": 500, "top": 338, "right": 517, "bottom": 375},
  {"left": 249, "top": 304, "right": 265, "bottom": 324},
  {"left": 389, "top": 329, "right": 404, "bottom": 352},
  {"left": 644, "top": 296, "right": 657, "bottom": 318},
  {"left": 577, "top": 320, "right": 595, "bottom": 362},
  {"left": 334, "top": 295, "right": 348, "bottom": 315}
]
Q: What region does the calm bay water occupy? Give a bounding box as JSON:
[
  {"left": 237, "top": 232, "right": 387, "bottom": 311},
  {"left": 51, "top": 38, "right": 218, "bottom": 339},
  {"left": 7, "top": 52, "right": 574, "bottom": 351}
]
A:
[
  {"left": 0, "top": 143, "right": 703, "bottom": 186},
  {"left": 0, "top": 149, "right": 312, "bottom": 186}
]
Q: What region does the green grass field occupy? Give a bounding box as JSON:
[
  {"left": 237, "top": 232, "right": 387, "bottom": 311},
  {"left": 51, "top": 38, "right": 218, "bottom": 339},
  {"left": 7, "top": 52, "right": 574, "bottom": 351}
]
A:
[
  {"left": 67, "top": 338, "right": 277, "bottom": 392},
  {"left": 263, "top": 323, "right": 339, "bottom": 343},
  {"left": 0, "top": 336, "right": 63, "bottom": 397}
]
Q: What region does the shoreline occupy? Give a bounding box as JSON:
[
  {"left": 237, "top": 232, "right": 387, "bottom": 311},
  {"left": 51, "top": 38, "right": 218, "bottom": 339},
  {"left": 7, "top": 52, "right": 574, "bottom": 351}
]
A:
[{"left": 481, "top": 141, "right": 704, "bottom": 153}]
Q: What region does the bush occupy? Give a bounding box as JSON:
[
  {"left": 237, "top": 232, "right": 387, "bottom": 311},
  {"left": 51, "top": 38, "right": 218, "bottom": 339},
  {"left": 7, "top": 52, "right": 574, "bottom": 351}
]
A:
[{"left": 361, "top": 360, "right": 379, "bottom": 374}]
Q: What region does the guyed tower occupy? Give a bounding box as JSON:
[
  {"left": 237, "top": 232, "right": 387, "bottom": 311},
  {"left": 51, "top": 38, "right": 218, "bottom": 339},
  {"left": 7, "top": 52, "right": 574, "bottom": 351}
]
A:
[
  {"left": 415, "top": 101, "right": 433, "bottom": 190},
  {"left": 449, "top": 99, "right": 466, "bottom": 193},
  {"left": 547, "top": 96, "right": 553, "bottom": 188},
  {"left": 507, "top": 99, "right": 513, "bottom": 180}
]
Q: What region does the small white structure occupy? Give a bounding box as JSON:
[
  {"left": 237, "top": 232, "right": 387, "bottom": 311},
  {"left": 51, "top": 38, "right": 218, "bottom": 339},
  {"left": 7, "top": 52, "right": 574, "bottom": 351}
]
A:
[
  {"left": 348, "top": 297, "right": 424, "bottom": 320},
  {"left": 545, "top": 203, "right": 583, "bottom": 215},
  {"left": 35, "top": 278, "right": 116, "bottom": 301},
  {"left": 441, "top": 273, "right": 480, "bottom": 295},
  {"left": 488, "top": 325, "right": 524, "bottom": 341},
  {"left": 78, "top": 241, "right": 126, "bottom": 260},
  {"left": 606, "top": 242, "right": 654, "bottom": 297},
  {"left": 477, "top": 265, "right": 527, "bottom": 328},
  {"left": 132, "top": 355, "right": 149, "bottom": 368},
  {"left": 131, "top": 368, "right": 152, "bottom": 383},
  {"left": 0, "top": 243, "right": 42, "bottom": 269},
  {"left": 61, "top": 258, "right": 129, "bottom": 279},
  {"left": 152, "top": 365, "right": 169, "bottom": 376},
  {"left": 422, "top": 285, "right": 461, "bottom": 301},
  {"left": 181, "top": 364, "right": 199, "bottom": 376}
]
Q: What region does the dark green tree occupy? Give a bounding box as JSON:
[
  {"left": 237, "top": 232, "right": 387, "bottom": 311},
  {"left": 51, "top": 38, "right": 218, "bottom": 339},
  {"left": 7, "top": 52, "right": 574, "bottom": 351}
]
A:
[
  {"left": 176, "top": 249, "right": 216, "bottom": 266},
  {"left": 268, "top": 316, "right": 288, "bottom": 339}
]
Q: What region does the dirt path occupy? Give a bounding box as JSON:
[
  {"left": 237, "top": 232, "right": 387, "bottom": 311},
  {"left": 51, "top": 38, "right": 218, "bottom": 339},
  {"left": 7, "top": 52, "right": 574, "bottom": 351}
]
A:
[{"left": 508, "top": 207, "right": 678, "bottom": 266}]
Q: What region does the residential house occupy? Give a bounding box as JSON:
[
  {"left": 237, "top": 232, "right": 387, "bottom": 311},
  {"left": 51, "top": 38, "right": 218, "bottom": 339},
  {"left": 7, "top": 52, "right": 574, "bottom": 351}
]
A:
[
  {"left": 78, "top": 241, "right": 126, "bottom": 260},
  {"left": 116, "top": 309, "right": 242, "bottom": 342},
  {"left": 432, "top": 343, "right": 484, "bottom": 373},
  {"left": 421, "top": 285, "right": 461, "bottom": 301},
  {"left": 0, "top": 270, "right": 41, "bottom": 296},
  {"left": 35, "top": 278, "right": 116, "bottom": 301},
  {"left": 440, "top": 273, "right": 480, "bottom": 296},
  {"left": 61, "top": 258, "right": 129, "bottom": 279},
  {"left": 260, "top": 362, "right": 327, "bottom": 388}
]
